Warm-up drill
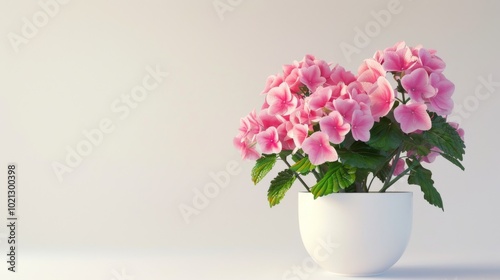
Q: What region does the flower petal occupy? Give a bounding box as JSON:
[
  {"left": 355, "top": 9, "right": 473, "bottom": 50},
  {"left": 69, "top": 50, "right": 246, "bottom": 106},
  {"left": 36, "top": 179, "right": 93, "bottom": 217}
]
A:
[
  {"left": 394, "top": 103, "right": 432, "bottom": 133},
  {"left": 302, "top": 132, "right": 338, "bottom": 165}
]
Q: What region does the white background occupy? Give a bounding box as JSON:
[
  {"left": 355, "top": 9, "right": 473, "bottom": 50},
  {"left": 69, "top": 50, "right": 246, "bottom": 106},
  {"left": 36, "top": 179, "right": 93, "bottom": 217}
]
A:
[{"left": 0, "top": 0, "right": 499, "bottom": 279}]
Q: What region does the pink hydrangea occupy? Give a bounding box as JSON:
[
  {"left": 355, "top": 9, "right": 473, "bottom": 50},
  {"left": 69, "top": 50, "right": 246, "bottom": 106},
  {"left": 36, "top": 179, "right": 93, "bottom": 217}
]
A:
[
  {"left": 381, "top": 42, "right": 417, "bottom": 72},
  {"left": 394, "top": 102, "right": 432, "bottom": 133},
  {"left": 299, "top": 65, "right": 327, "bottom": 93},
  {"left": 357, "top": 59, "right": 386, "bottom": 90},
  {"left": 256, "top": 127, "right": 282, "bottom": 154},
  {"left": 288, "top": 123, "right": 309, "bottom": 153},
  {"left": 401, "top": 68, "right": 436, "bottom": 102},
  {"left": 282, "top": 63, "right": 302, "bottom": 93},
  {"left": 428, "top": 72, "right": 455, "bottom": 116},
  {"left": 449, "top": 122, "right": 465, "bottom": 140},
  {"left": 319, "top": 111, "right": 351, "bottom": 144},
  {"left": 237, "top": 110, "right": 260, "bottom": 140},
  {"left": 307, "top": 86, "right": 333, "bottom": 111},
  {"left": 410, "top": 47, "right": 446, "bottom": 74},
  {"left": 266, "top": 82, "right": 298, "bottom": 116},
  {"left": 368, "top": 76, "right": 395, "bottom": 120},
  {"left": 261, "top": 74, "right": 284, "bottom": 95},
  {"left": 392, "top": 158, "right": 405, "bottom": 176},
  {"left": 233, "top": 136, "right": 260, "bottom": 160},
  {"left": 350, "top": 110, "right": 374, "bottom": 141},
  {"left": 329, "top": 64, "right": 356, "bottom": 85},
  {"left": 302, "top": 132, "right": 338, "bottom": 165},
  {"left": 235, "top": 43, "right": 462, "bottom": 169}
]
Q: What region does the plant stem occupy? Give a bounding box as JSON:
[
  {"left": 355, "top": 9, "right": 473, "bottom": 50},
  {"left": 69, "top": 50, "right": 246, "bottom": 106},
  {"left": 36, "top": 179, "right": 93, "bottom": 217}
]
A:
[
  {"left": 311, "top": 169, "right": 321, "bottom": 181},
  {"left": 379, "top": 157, "right": 420, "bottom": 192},
  {"left": 366, "top": 174, "right": 377, "bottom": 192},
  {"left": 293, "top": 152, "right": 320, "bottom": 181},
  {"left": 282, "top": 158, "right": 311, "bottom": 192},
  {"left": 354, "top": 181, "right": 366, "bottom": 192},
  {"left": 368, "top": 144, "right": 401, "bottom": 191},
  {"left": 291, "top": 152, "right": 319, "bottom": 180},
  {"left": 380, "top": 145, "right": 403, "bottom": 192},
  {"left": 396, "top": 79, "right": 407, "bottom": 104}
]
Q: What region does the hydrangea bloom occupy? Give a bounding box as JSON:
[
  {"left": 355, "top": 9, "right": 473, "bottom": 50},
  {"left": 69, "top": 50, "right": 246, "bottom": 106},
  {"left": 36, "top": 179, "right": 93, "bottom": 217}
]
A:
[
  {"left": 302, "top": 132, "right": 338, "bottom": 165},
  {"left": 256, "top": 127, "right": 282, "bottom": 154},
  {"left": 235, "top": 42, "right": 464, "bottom": 203},
  {"left": 266, "top": 82, "right": 297, "bottom": 116},
  {"left": 319, "top": 111, "right": 350, "bottom": 144},
  {"left": 401, "top": 68, "right": 436, "bottom": 102},
  {"left": 394, "top": 102, "right": 432, "bottom": 133},
  {"left": 236, "top": 43, "right": 458, "bottom": 159}
]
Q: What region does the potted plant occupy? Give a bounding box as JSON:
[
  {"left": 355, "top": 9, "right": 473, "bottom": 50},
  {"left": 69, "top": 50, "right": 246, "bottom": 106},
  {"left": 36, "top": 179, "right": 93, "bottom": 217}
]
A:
[{"left": 233, "top": 41, "right": 465, "bottom": 276}]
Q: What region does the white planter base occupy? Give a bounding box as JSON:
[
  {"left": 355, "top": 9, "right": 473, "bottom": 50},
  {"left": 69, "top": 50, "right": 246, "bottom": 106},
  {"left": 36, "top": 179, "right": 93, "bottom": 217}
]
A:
[{"left": 298, "top": 191, "right": 413, "bottom": 276}]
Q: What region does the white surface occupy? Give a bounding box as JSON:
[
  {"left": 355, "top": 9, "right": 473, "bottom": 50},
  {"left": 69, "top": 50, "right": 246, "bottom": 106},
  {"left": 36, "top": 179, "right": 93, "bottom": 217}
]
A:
[
  {"left": 0, "top": 0, "right": 499, "bottom": 279},
  {"left": 0, "top": 250, "right": 499, "bottom": 280}
]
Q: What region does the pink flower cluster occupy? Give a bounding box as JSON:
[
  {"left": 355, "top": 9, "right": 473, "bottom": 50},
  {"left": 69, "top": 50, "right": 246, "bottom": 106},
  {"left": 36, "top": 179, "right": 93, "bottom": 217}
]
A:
[
  {"left": 234, "top": 42, "right": 456, "bottom": 166},
  {"left": 374, "top": 42, "right": 455, "bottom": 133}
]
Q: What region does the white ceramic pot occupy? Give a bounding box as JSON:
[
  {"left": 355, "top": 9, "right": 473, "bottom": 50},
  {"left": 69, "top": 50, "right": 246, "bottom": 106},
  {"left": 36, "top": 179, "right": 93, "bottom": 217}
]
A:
[{"left": 298, "top": 191, "right": 412, "bottom": 276}]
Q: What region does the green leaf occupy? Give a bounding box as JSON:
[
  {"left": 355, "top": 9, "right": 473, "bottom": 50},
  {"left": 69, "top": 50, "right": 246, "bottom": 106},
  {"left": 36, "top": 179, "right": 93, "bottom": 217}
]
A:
[
  {"left": 402, "top": 133, "right": 431, "bottom": 156},
  {"left": 407, "top": 160, "right": 444, "bottom": 210},
  {"left": 375, "top": 163, "right": 392, "bottom": 183},
  {"left": 311, "top": 162, "right": 356, "bottom": 199},
  {"left": 337, "top": 142, "right": 387, "bottom": 171},
  {"left": 355, "top": 168, "right": 370, "bottom": 181},
  {"left": 267, "top": 169, "right": 296, "bottom": 207},
  {"left": 251, "top": 154, "right": 277, "bottom": 184},
  {"left": 422, "top": 115, "right": 466, "bottom": 161},
  {"left": 439, "top": 152, "right": 465, "bottom": 171},
  {"left": 290, "top": 157, "right": 316, "bottom": 175},
  {"left": 291, "top": 152, "right": 302, "bottom": 163},
  {"left": 367, "top": 117, "right": 405, "bottom": 151},
  {"left": 279, "top": 150, "right": 293, "bottom": 161},
  {"left": 339, "top": 132, "right": 356, "bottom": 149}
]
